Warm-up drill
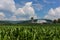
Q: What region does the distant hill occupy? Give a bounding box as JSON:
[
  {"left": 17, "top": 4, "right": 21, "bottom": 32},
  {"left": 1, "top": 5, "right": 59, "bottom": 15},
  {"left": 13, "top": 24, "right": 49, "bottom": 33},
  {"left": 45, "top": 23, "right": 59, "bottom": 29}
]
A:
[{"left": 0, "top": 19, "right": 52, "bottom": 24}]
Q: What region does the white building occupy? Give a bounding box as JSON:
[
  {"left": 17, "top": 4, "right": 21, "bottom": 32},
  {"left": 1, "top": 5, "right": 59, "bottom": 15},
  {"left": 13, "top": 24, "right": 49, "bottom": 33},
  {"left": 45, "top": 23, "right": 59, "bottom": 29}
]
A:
[{"left": 36, "top": 20, "right": 47, "bottom": 24}]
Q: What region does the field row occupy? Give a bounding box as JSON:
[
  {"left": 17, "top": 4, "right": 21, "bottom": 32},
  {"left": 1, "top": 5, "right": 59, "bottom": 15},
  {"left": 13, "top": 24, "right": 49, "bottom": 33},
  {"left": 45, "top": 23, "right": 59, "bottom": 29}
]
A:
[{"left": 0, "top": 24, "right": 60, "bottom": 40}]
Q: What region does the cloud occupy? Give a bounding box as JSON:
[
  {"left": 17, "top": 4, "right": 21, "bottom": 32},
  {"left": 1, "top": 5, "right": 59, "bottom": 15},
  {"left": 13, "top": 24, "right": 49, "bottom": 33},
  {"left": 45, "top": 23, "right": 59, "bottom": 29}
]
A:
[
  {"left": 9, "top": 15, "right": 17, "bottom": 21},
  {"left": 0, "top": 0, "right": 16, "bottom": 12},
  {"left": 25, "top": 2, "right": 32, "bottom": 6},
  {"left": 43, "top": 0, "right": 56, "bottom": 4},
  {"left": 44, "top": 7, "right": 60, "bottom": 20},
  {"left": 15, "top": 2, "right": 37, "bottom": 20},
  {"left": 0, "top": 12, "right": 5, "bottom": 20},
  {"left": 33, "top": 3, "right": 43, "bottom": 11},
  {"left": 0, "top": 0, "right": 37, "bottom": 20}
]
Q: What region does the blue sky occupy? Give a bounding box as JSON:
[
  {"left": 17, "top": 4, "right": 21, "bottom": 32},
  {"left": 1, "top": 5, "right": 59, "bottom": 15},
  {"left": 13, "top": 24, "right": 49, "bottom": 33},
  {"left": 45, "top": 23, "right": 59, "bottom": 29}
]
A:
[
  {"left": 14, "top": 0, "right": 60, "bottom": 19},
  {"left": 0, "top": 0, "right": 60, "bottom": 20}
]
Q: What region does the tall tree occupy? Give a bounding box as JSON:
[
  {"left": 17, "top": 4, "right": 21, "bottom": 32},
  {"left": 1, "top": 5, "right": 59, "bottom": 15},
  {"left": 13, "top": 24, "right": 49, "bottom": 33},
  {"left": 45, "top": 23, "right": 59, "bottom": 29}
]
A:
[
  {"left": 53, "top": 19, "right": 57, "bottom": 23},
  {"left": 31, "top": 17, "right": 34, "bottom": 23},
  {"left": 57, "top": 18, "right": 60, "bottom": 23}
]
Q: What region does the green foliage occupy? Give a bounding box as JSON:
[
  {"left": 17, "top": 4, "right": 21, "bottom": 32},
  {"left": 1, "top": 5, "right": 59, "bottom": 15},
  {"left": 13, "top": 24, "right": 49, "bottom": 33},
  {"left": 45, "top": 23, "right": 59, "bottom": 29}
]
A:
[{"left": 0, "top": 24, "right": 60, "bottom": 40}]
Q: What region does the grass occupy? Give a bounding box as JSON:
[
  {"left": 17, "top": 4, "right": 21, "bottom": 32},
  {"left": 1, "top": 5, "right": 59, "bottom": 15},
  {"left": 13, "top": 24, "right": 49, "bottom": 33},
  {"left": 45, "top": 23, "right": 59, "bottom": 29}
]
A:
[{"left": 0, "top": 23, "right": 60, "bottom": 40}]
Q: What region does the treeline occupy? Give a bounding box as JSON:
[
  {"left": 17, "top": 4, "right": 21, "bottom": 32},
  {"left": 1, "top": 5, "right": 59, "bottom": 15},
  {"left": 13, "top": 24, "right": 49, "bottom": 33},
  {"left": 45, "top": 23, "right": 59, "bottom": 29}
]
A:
[{"left": 53, "top": 18, "right": 60, "bottom": 23}]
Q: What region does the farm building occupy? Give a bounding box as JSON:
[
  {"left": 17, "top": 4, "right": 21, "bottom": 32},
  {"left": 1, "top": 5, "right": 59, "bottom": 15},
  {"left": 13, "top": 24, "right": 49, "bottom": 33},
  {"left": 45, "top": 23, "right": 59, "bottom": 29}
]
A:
[
  {"left": 30, "top": 19, "right": 53, "bottom": 24},
  {"left": 30, "top": 17, "right": 52, "bottom": 24}
]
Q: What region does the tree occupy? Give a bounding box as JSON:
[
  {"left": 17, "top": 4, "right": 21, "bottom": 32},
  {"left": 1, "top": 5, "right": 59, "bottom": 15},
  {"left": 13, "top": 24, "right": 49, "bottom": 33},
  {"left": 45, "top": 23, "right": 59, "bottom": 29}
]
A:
[
  {"left": 31, "top": 17, "right": 33, "bottom": 20},
  {"left": 57, "top": 18, "right": 60, "bottom": 23},
  {"left": 31, "top": 17, "right": 34, "bottom": 23},
  {"left": 53, "top": 19, "right": 57, "bottom": 23}
]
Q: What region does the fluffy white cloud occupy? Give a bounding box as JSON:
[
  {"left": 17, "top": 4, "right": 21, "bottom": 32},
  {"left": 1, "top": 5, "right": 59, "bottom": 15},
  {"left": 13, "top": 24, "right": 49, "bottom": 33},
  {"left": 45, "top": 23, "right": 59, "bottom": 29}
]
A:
[
  {"left": 15, "top": 8, "right": 25, "bottom": 15},
  {"left": 15, "top": 2, "right": 37, "bottom": 19},
  {"left": 0, "top": 0, "right": 16, "bottom": 12},
  {"left": 44, "top": 7, "right": 60, "bottom": 20},
  {"left": 0, "top": 12, "right": 5, "bottom": 20},
  {"left": 0, "top": 0, "right": 37, "bottom": 20},
  {"left": 25, "top": 2, "right": 32, "bottom": 7}
]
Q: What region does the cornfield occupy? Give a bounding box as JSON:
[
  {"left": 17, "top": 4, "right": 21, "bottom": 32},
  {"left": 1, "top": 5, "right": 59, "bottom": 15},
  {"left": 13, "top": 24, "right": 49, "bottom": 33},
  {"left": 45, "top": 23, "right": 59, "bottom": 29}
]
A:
[{"left": 0, "top": 23, "right": 60, "bottom": 40}]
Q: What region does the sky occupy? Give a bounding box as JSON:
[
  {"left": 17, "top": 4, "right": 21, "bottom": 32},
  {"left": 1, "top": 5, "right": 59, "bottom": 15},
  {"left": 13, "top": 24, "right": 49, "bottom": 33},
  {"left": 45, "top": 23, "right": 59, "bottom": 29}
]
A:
[{"left": 0, "top": 0, "right": 60, "bottom": 20}]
